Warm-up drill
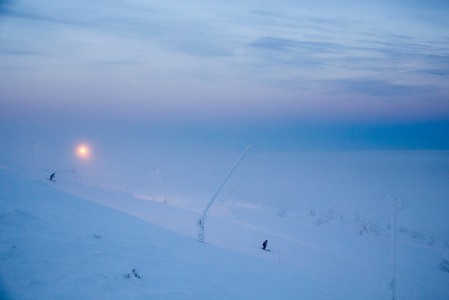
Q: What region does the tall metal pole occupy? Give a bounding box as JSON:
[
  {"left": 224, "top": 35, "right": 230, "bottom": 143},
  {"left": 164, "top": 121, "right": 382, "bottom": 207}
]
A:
[
  {"left": 197, "top": 145, "right": 251, "bottom": 243},
  {"left": 390, "top": 198, "right": 402, "bottom": 300},
  {"left": 31, "top": 141, "right": 37, "bottom": 169}
]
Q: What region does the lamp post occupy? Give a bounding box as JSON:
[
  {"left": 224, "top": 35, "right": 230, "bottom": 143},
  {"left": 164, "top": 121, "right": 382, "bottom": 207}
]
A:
[
  {"left": 390, "top": 197, "right": 403, "bottom": 300},
  {"left": 30, "top": 141, "right": 38, "bottom": 170}
]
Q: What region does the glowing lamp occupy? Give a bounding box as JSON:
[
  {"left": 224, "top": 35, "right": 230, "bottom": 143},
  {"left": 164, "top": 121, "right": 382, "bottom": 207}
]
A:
[{"left": 76, "top": 144, "right": 91, "bottom": 159}]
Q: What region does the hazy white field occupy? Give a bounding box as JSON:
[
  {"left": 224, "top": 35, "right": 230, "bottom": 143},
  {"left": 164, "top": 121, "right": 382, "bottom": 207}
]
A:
[{"left": 1, "top": 151, "right": 448, "bottom": 299}]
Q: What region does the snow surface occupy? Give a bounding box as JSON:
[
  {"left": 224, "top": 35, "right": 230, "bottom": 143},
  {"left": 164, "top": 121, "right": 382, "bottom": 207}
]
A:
[{"left": 1, "top": 152, "right": 449, "bottom": 299}]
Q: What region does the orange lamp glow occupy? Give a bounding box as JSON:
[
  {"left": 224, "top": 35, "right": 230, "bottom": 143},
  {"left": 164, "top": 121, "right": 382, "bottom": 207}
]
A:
[{"left": 76, "top": 144, "right": 91, "bottom": 159}]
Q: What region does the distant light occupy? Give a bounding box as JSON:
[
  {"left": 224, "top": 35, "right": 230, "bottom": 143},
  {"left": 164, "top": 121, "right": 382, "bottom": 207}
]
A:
[{"left": 76, "top": 144, "right": 91, "bottom": 159}]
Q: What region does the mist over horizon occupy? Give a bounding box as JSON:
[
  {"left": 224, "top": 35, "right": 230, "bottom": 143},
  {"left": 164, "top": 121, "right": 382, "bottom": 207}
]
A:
[{"left": 1, "top": 0, "right": 448, "bottom": 222}]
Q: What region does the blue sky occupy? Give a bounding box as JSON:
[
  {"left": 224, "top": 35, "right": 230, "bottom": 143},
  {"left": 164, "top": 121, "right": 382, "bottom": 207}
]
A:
[{"left": 1, "top": 0, "right": 449, "bottom": 153}]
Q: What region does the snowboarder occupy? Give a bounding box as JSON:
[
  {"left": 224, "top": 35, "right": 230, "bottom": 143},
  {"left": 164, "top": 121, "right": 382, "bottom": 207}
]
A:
[
  {"left": 49, "top": 173, "right": 55, "bottom": 181},
  {"left": 262, "top": 240, "right": 268, "bottom": 250}
]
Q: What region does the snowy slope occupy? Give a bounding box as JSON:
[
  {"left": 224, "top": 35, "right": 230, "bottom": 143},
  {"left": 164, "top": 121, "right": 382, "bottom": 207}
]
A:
[
  {"left": 1, "top": 154, "right": 449, "bottom": 299},
  {"left": 0, "top": 166, "right": 305, "bottom": 299}
]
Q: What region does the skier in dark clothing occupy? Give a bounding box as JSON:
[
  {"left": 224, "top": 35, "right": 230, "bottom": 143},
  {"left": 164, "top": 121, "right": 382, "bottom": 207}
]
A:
[
  {"left": 262, "top": 240, "right": 268, "bottom": 250},
  {"left": 49, "top": 173, "right": 55, "bottom": 181}
]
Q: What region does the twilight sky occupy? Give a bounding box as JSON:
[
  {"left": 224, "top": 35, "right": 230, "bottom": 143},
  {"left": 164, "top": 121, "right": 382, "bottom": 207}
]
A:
[{"left": 1, "top": 0, "right": 449, "bottom": 154}]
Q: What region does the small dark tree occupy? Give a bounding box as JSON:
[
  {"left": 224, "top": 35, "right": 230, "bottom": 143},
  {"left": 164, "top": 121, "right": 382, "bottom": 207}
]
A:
[{"left": 439, "top": 259, "right": 449, "bottom": 273}]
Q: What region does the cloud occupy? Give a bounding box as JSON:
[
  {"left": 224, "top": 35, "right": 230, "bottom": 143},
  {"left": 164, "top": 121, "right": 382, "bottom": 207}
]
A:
[
  {"left": 249, "top": 37, "right": 345, "bottom": 54},
  {"left": 1, "top": 0, "right": 449, "bottom": 126},
  {"left": 419, "top": 69, "right": 449, "bottom": 76},
  {"left": 0, "top": 0, "right": 234, "bottom": 61},
  {"left": 328, "top": 79, "right": 434, "bottom": 97},
  {"left": 0, "top": 0, "right": 12, "bottom": 14},
  {"left": 244, "top": 24, "right": 449, "bottom": 98},
  {"left": 0, "top": 46, "right": 37, "bottom": 56}
]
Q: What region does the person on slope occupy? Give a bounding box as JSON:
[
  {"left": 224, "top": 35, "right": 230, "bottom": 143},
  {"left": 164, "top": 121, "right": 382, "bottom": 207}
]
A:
[{"left": 262, "top": 240, "right": 268, "bottom": 250}]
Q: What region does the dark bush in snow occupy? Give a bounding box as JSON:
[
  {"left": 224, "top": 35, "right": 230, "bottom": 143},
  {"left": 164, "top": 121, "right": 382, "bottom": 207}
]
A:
[{"left": 439, "top": 259, "right": 449, "bottom": 273}]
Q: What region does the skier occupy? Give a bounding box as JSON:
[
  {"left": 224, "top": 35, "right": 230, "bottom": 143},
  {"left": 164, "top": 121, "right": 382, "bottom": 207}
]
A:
[
  {"left": 49, "top": 173, "right": 55, "bottom": 181},
  {"left": 262, "top": 240, "right": 268, "bottom": 250}
]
